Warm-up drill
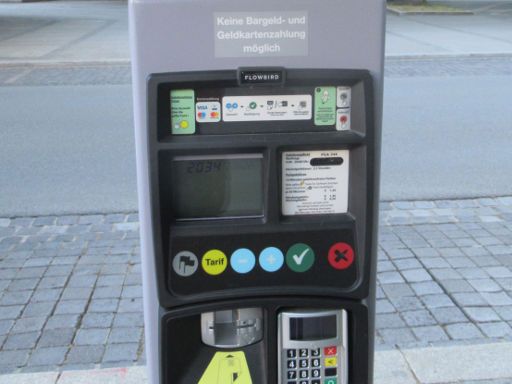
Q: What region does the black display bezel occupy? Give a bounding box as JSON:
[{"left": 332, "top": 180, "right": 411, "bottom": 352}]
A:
[{"left": 147, "top": 68, "right": 378, "bottom": 309}]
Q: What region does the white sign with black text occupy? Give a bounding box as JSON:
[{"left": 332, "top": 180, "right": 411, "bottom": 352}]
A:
[{"left": 282, "top": 150, "right": 350, "bottom": 216}]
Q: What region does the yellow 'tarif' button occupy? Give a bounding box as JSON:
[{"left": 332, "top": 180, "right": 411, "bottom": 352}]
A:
[
  {"left": 325, "top": 357, "right": 337, "bottom": 367},
  {"left": 202, "top": 250, "right": 227, "bottom": 276}
]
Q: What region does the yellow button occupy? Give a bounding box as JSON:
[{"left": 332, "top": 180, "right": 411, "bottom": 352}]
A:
[
  {"left": 180, "top": 120, "right": 189, "bottom": 129},
  {"left": 202, "top": 250, "right": 227, "bottom": 276},
  {"left": 325, "top": 357, "right": 337, "bottom": 367}
]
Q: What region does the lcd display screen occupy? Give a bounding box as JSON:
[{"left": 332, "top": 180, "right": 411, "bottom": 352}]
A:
[
  {"left": 289, "top": 315, "right": 337, "bottom": 341},
  {"left": 171, "top": 154, "right": 264, "bottom": 220}
]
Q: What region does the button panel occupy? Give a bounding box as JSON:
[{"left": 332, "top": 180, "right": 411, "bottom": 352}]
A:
[
  {"left": 169, "top": 229, "right": 357, "bottom": 296},
  {"left": 284, "top": 346, "right": 340, "bottom": 384}
]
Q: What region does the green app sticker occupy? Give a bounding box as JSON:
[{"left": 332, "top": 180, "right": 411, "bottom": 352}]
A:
[
  {"left": 171, "top": 89, "right": 195, "bottom": 135},
  {"left": 314, "top": 86, "right": 336, "bottom": 126},
  {"left": 286, "top": 243, "right": 315, "bottom": 273}
]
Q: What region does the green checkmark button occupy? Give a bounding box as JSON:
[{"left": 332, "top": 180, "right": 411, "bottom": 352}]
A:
[{"left": 286, "top": 243, "right": 315, "bottom": 273}]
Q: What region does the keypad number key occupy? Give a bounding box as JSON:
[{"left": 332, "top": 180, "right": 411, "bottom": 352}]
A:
[
  {"left": 312, "top": 380, "right": 321, "bottom": 384},
  {"left": 287, "top": 360, "right": 297, "bottom": 369},
  {"left": 287, "top": 370, "right": 297, "bottom": 380},
  {"left": 299, "top": 381, "right": 308, "bottom": 384},
  {"left": 311, "top": 368, "right": 321, "bottom": 378},
  {"left": 299, "top": 348, "right": 309, "bottom": 358},
  {"left": 287, "top": 349, "right": 297, "bottom": 358},
  {"left": 312, "top": 358, "right": 321, "bottom": 368},
  {"left": 299, "top": 359, "right": 309, "bottom": 368},
  {"left": 299, "top": 369, "right": 308, "bottom": 379},
  {"left": 311, "top": 348, "right": 321, "bottom": 357}
]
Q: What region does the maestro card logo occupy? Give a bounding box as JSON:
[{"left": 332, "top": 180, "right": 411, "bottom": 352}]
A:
[{"left": 239, "top": 69, "right": 285, "bottom": 85}]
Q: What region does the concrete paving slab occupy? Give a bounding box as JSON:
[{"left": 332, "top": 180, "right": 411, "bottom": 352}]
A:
[
  {"left": 0, "top": 372, "right": 58, "bottom": 384},
  {"left": 403, "top": 342, "right": 512, "bottom": 383},
  {"left": 374, "top": 349, "right": 418, "bottom": 384},
  {"left": 58, "top": 366, "right": 146, "bottom": 384},
  {"left": 2, "top": 343, "right": 512, "bottom": 383}
]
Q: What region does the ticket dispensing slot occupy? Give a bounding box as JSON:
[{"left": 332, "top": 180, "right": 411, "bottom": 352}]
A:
[{"left": 201, "top": 308, "right": 263, "bottom": 348}]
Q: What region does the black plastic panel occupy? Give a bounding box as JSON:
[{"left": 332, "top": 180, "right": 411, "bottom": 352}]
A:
[
  {"left": 160, "top": 297, "right": 373, "bottom": 384},
  {"left": 147, "top": 68, "right": 378, "bottom": 309},
  {"left": 168, "top": 228, "right": 358, "bottom": 296}
]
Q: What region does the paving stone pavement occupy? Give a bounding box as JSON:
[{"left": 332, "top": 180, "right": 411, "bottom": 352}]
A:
[{"left": 0, "top": 197, "right": 511, "bottom": 374}]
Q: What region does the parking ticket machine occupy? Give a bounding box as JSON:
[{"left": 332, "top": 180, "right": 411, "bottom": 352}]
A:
[{"left": 130, "top": 1, "right": 385, "bottom": 383}]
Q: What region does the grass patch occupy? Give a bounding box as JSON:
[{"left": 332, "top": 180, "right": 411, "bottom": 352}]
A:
[{"left": 387, "top": 3, "right": 472, "bottom": 14}]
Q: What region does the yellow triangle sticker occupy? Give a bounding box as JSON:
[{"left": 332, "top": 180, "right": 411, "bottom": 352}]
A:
[{"left": 198, "top": 351, "right": 252, "bottom": 384}]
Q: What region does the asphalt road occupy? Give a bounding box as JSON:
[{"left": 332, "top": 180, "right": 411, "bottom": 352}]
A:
[
  {"left": 0, "top": 70, "right": 511, "bottom": 216},
  {"left": 382, "top": 74, "right": 512, "bottom": 201},
  {"left": 0, "top": 85, "right": 136, "bottom": 216}
]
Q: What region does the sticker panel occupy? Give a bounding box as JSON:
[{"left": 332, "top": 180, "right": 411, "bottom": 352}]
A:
[
  {"left": 337, "top": 86, "right": 352, "bottom": 109},
  {"left": 196, "top": 101, "right": 221, "bottom": 123},
  {"left": 222, "top": 95, "right": 312, "bottom": 122},
  {"left": 314, "top": 87, "right": 336, "bottom": 126},
  {"left": 171, "top": 89, "right": 196, "bottom": 135},
  {"left": 282, "top": 150, "right": 349, "bottom": 216},
  {"left": 199, "top": 351, "right": 252, "bottom": 384},
  {"left": 336, "top": 109, "right": 351, "bottom": 131}
]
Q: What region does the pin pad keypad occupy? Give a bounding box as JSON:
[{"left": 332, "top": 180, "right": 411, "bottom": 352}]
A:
[{"left": 284, "top": 346, "right": 339, "bottom": 384}]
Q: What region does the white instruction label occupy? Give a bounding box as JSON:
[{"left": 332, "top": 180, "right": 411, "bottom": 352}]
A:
[
  {"left": 214, "top": 11, "right": 308, "bottom": 58},
  {"left": 222, "top": 95, "right": 312, "bottom": 122},
  {"left": 337, "top": 86, "right": 352, "bottom": 109},
  {"left": 282, "top": 150, "right": 349, "bottom": 216},
  {"left": 336, "top": 109, "right": 351, "bottom": 131}
]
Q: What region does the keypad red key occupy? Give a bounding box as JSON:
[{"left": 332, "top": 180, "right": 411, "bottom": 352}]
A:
[{"left": 324, "top": 346, "right": 337, "bottom": 356}]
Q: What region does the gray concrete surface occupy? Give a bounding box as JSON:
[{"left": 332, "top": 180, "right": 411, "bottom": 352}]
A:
[{"left": 2, "top": 342, "right": 512, "bottom": 384}]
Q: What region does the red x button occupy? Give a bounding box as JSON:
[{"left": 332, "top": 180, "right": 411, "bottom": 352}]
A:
[
  {"left": 324, "top": 346, "right": 337, "bottom": 356},
  {"left": 328, "top": 242, "right": 355, "bottom": 270}
]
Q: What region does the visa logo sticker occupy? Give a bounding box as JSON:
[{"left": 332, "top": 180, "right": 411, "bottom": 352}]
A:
[{"left": 195, "top": 101, "right": 222, "bottom": 123}]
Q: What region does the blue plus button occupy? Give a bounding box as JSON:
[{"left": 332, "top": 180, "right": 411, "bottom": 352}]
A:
[
  {"left": 259, "top": 247, "right": 284, "bottom": 272},
  {"left": 230, "top": 248, "right": 256, "bottom": 274}
]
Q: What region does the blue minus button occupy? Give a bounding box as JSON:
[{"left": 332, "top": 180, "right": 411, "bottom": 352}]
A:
[
  {"left": 230, "top": 248, "right": 256, "bottom": 274},
  {"left": 259, "top": 247, "right": 284, "bottom": 272}
]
